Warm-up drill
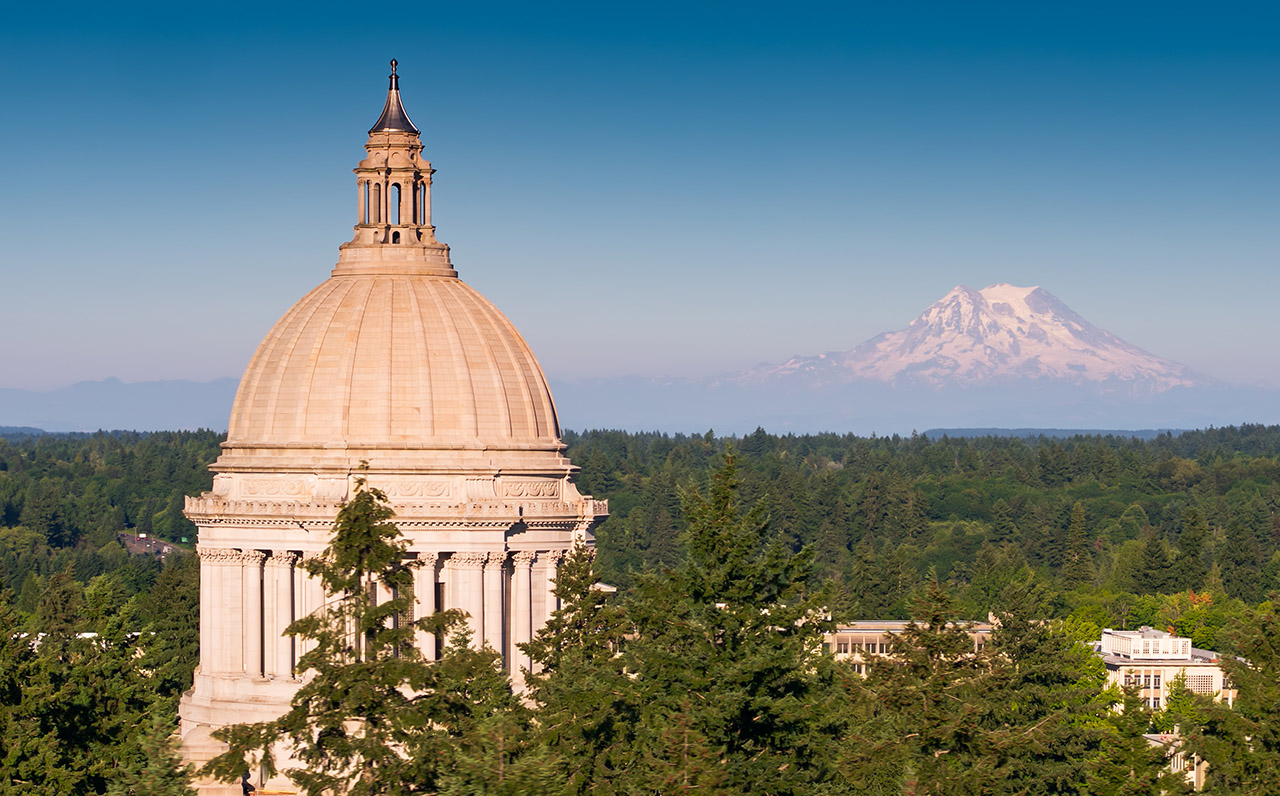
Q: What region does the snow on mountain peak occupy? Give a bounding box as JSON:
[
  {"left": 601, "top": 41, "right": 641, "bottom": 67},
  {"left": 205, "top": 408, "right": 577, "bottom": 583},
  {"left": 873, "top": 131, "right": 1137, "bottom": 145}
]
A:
[{"left": 735, "top": 284, "right": 1205, "bottom": 392}]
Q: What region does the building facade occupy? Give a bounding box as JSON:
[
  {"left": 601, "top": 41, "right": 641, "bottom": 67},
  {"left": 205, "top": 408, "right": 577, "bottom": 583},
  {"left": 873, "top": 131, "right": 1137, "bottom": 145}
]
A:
[
  {"left": 177, "top": 62, "right": 606, "bottom": 795},
  {"left": 1094, "top": 626, "right": 1234, "bottom": 709},
  {"left": 825, "top": 620, "right": 993, "bottom": 675}
]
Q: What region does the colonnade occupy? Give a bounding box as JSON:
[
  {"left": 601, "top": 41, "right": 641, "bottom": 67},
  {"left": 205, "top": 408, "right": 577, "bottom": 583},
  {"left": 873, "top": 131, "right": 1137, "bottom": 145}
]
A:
[
  {"left": 357, "top": 177, "right": 430, "bottom": 228},
  {"left": 196, "top": 546, "right": 565, "bottom": 685}
]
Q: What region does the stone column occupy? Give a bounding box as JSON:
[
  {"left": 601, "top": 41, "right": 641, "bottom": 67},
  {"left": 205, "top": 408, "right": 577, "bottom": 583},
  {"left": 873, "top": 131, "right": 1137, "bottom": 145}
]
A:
[
  {"left": 483, "top": 552, "right": 506, "bottom": 654},
  {"left": 242, "top": 550, "right": 266, "bottom": 678},
  {"left": 510, "top": 551, "right": 535, "bottom": 689},
  {"left": 447, "top": 553, "right": 486, "bottom": 649},
  {"left": 423, "top": 175, "right": 432, "bottom": 229},
  {"left": 297, "top": 554, "right": 325, "bottom": 663},
  {"left": 219, "top": 550, "right": 245, "bottom": 674},
  {"left": 400, "top": 179, "right": 412, "bottom": 228},
  {"left": 262, "top": 553, "right": 278, "bottom": 677},
  {"left": 268, "top": 552, "right": 297, "bottom": 678},
  {"left": 414, "top": 553, "right": 439, "bottom": 661},
  {"left": 538, "top": 550, "right": 566, "bottom": 633},
  {"left": 197, "top": 547, "right": 235, "bottom": 675}
]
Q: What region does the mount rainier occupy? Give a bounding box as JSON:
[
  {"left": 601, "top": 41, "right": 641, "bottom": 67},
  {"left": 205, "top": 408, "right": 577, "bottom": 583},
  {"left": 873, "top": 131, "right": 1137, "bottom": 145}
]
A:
[{"left": 733, "top": 284, "right": 1205, "bottom": 393}]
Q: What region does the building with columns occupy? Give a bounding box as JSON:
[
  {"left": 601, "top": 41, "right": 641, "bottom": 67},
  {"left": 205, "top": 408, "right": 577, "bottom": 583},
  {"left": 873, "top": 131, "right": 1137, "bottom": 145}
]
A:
[{"left": 177, "top": 62, "right": 606, "bottom": 793}]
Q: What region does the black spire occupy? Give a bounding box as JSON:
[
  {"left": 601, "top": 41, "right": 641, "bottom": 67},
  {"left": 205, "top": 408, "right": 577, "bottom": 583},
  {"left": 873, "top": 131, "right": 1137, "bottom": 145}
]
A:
[{"left": 368, "top": 59, "right": 420, "bottom": 135}]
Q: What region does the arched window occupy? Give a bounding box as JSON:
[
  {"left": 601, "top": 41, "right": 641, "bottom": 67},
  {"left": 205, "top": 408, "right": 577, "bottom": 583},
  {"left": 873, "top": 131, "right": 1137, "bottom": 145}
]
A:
[
  {"left": 372, "top": 183, "right": 382, "bottom": 223},
  {"left": 392, "top": 231, "right": 401, "bottom": 243},
  {"left": 390, "top": 184, "right": 401, "bottom": 225},
  {"left": 362, "top": 181, "right": 370, "bottom": 224}
]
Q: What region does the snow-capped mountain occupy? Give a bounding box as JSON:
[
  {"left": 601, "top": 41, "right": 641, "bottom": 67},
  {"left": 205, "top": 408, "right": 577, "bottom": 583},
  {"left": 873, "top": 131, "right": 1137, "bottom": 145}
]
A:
[{"left": 734, "top": 284, "right": 1206, "bottom": 393}]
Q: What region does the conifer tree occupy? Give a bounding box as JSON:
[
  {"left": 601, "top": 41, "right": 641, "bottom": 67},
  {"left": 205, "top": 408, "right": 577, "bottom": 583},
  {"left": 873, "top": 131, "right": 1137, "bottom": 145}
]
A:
[
  {"left": 1061, "top": 502, "right": 1097, "bottom": 589},
  {"left": 983, "top": 577, "right": 1114, "bottom": 795},
  {"left": 1175, "top": 507, "right": 1210, "bottom": 590},
  {"left": 620, "top": 453, "right": 852, "bottom": 795},
  {"left": 1088, "top": 687, "right": 1186, "bottom": 796},
  {"left": 523, "top": 544, "right": 635, "bottom": 795},
  {"left": 1187, "top": 598, "right": 1280, "bottom": 795},
  {"left": 865, "top": 578, "right": 986, "bottom": 795}
]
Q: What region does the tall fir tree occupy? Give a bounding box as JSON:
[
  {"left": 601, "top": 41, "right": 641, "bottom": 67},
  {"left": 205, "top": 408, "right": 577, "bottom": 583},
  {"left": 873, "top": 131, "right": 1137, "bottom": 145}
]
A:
[
  {"left": 1061, "top": 502, "right": 1097, "bottom": 589},
  {"left": 1187, "top": 598, "right": 1280, "bottom": 795},
  {"left": 619, "top": 453, "right": 853, "bottom": 795},
  {"left": 864, "top": 579, "right": 986, "bottom": 795},
  {"left": 983, "top": 577, "right": 1117, "bottom": 795},
  {"left": 1175, "top": 507, "right": 1210, "bottom": 591}
]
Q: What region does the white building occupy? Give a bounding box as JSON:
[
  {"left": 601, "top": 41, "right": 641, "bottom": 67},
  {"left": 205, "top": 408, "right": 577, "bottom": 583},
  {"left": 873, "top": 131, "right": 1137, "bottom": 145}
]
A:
[
  {"left": 1094, "top": 626, "right": 1234, "bottom": 709},
  {"left": 177, "top": 62, "right": 606, "bottom": 795}
]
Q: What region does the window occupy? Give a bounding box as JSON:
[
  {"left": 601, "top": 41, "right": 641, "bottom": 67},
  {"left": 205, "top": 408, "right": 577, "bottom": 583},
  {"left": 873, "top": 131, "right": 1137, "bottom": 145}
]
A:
[
  {"left": 1153, "top": 674, "right": 1161, "bottom": 688},
  {"left": 1144, "top": 675, "right": 1151, "bottom": 687},
  {"left": 363, "top": 181, "right": 370, "bottom": 224},
  {"left": 1187, "top": 674, "right": 1215, "bottom": 694},
  {"left": 390, "top": 184, "right": 401, "bottom": 225},
  {"left": 372, "top": 183, "right": 382, "bottom": 223}
]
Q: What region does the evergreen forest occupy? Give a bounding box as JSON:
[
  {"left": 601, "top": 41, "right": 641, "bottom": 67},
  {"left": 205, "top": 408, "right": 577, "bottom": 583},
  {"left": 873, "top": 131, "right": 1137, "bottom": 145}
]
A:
[{"left": 5, "top": 425, "right": 1280, "bottom": 793}]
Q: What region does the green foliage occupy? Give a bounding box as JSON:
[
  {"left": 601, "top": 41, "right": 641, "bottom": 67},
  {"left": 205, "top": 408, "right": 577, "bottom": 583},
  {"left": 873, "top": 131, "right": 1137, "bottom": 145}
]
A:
[
  {"left": 527, "top": 453, "right": 852, "bottom": 795},
  {"left": 1188, "top": 597, "right": 1280, "bottom": 794}
]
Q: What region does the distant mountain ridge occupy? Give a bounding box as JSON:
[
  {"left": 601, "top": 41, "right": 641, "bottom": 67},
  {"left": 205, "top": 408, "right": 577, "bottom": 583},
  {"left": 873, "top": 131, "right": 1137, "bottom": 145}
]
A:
[
  {"left": 0, "top": 378, "right": 237, "bottom": 432},
  {"left": 734, "top": 284, "right": 1204, "bottom": 393}
]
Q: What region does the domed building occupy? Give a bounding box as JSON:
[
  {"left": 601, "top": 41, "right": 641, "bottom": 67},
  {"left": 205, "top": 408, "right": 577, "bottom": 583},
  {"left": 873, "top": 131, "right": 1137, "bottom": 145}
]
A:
[{"left": 178, "top": 62, "right": 606, "bottom": 793}]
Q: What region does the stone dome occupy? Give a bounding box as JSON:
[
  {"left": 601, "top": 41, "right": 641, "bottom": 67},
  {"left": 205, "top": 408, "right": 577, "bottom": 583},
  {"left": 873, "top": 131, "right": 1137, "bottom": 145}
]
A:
[{"left": 226, "top": 272, "right": 561, "bottom": 453}]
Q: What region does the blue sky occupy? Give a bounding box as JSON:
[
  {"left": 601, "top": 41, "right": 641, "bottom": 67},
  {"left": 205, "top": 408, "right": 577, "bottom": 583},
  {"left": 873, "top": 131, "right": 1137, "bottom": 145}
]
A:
[{"left": 2, "top": 1, "right": 1277, "bottom": 390}]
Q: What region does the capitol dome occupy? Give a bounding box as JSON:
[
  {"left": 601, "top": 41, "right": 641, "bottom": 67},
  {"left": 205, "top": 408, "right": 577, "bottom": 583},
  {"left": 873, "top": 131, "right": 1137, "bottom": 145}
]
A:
[{"left": 227, "top": 273, "right": 561, "bottom": 452}]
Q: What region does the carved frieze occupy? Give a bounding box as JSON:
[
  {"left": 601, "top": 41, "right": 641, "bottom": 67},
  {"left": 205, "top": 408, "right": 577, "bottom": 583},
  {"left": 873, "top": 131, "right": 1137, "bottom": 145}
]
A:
[
  {"left": 240, "top": 476, "right": 316, "bottom": 499},
  {"left": 500, "top": 479, "right": 561, "bottom": 499},
  {"left": 464, "top": 478, "right": 496, "bottom": 501},
  {"left": 375, "top": 477, "right": 452, "bottom": 499}
]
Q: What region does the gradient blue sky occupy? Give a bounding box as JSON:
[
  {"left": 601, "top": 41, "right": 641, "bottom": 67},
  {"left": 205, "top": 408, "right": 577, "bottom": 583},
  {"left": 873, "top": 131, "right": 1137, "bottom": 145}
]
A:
[{"left": 2, "top": 1, "right": 1277, "bottom": 391}]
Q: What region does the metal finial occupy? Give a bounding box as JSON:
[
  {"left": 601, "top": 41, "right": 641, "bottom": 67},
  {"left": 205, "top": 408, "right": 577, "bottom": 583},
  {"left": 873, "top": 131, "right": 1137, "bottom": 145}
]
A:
[
  {"left": 390, "top": 59, "right": 398, "bottom": 74},
  {"left": 388, "top": 59, "right": 400, "bottom": 90}
]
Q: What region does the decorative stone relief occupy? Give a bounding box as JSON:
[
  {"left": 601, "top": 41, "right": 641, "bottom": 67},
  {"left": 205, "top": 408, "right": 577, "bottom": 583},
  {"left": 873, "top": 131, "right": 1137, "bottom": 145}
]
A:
[
  {"left": 314, "top": 478, "right": 349, "bottom": 502},
  {"left": 500, "top": 480, "right": 560, "bottom": 499},
  {"left": 239, "top": 550, "right": 267, "bottom": 565},
  {"left": 450, "top": 552, "right": 489, "bottom": 569},
  {"left": 464, "top": 478, "right": 497, "bottom": 501},
  {"left": 376, "top": 478, "right": 452, "bottom": 499},
  {"left": 240, "top": 476, "right": 316, "bottom": 499},
  {"left": 197, "top": 547, "right": 241, "bottom": 564}
]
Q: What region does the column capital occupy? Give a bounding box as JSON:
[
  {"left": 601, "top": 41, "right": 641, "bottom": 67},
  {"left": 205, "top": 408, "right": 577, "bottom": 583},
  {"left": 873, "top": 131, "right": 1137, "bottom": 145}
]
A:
[
  {"left": 483, "top": 551, "right": 508, "bottom": 567},
  {"left": 240, "top": 549, "right": 267, "bottom": 565},
  {"left": 417, "top": 551, "right": 440, "bottom": 567},
  {"left": 272, "top": 551, "right": 299, "bottom": 567},
  {"left": 512, "top": 550, "right": 537, "bottom": 566},
  {"left": 197, "top": 547, "right": 240, "bottom": 564},
  {"left": 450, "top": 551, "right": 488, "bottom": 569}
]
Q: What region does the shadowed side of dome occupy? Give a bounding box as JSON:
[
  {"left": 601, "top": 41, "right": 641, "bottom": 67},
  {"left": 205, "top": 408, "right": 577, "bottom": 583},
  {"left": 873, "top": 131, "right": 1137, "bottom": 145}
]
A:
[{"left": 226, "top": 275, "right": 560, "bottom": 451}]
